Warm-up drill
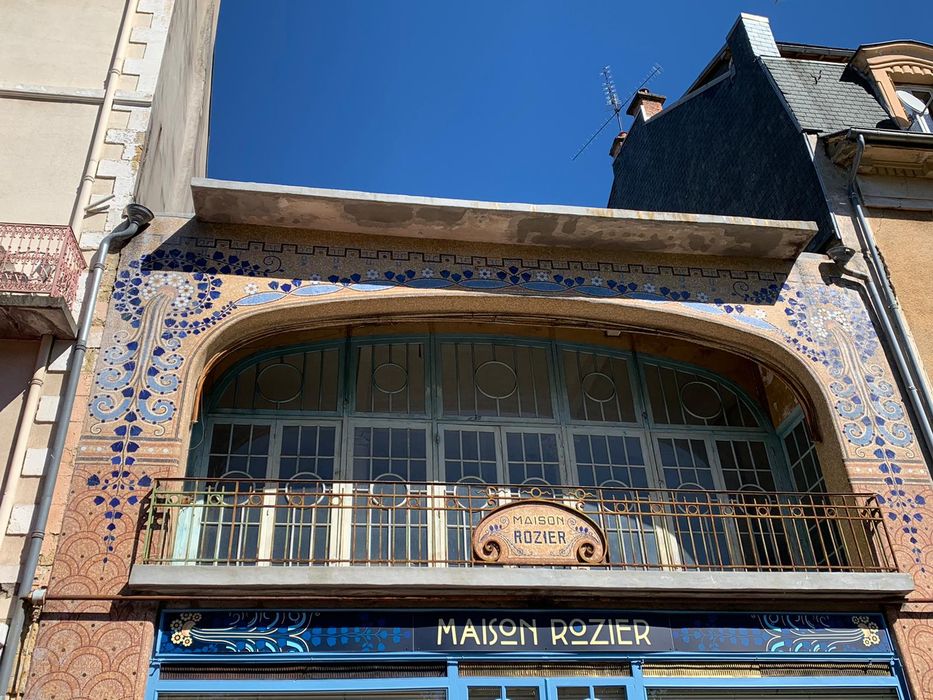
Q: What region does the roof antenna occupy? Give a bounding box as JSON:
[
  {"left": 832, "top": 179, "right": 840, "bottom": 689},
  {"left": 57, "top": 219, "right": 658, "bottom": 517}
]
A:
[
  {"left": 602, "top": 65, "right": 624, "bottom": 132},
  {"left": 572, "top": 62, "right": 662, "bottom": 161}
]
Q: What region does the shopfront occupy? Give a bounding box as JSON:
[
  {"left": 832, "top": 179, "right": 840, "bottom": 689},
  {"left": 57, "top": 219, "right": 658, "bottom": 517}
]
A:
[{"left": 146, "top": 609, "right": 909, "bottom": 699}]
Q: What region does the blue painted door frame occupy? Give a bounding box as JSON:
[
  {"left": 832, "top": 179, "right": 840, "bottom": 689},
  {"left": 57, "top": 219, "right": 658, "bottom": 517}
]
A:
[{"left": 145, "top": 657, "right": 907, "bottom": 700}]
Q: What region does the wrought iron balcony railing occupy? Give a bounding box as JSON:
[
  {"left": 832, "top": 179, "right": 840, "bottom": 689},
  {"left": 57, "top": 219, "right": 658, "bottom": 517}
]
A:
[
  {"left": 138, "top": 479, "right": 897, "bottom": 573},
  {"left": 0, "top": 223, "right": 85, "bottom": 306}
]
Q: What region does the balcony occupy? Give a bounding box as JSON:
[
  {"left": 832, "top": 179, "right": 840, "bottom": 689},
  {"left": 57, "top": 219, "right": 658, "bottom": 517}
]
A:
[
  {"left": 130, "top": 479, "right": 910, "bottom": 600},
  {"left": 0, "top": 223, "right": 86, "bottom": 337}
]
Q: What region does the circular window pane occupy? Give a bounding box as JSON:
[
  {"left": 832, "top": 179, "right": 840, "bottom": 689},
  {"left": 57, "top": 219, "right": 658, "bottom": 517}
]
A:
[
  {"left": 256, "top": 363, "right": 303, "bottom": 403},
  {"left": 474, "top": 361, "right": 518, "bottom": 399},
  {"left": 372, "top": 362, "right": 408, "bottom": 394},
  {"left": 581, "top": 371, "right": 616, "bottom": 403},
  {"left": 680, "top": 380, "right": 723, "bottom": 420}
]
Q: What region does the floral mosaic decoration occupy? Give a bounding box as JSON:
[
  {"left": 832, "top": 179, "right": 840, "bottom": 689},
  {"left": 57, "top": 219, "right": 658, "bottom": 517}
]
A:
[
  {"left": 83, "top": 245, "right": 923, "bottom": 566},
  {"left": 774, "top": 282, "right": 923, "bottom": 570},
  {"left": 87, "top": 249, "right": 277, "bottom": 560}
]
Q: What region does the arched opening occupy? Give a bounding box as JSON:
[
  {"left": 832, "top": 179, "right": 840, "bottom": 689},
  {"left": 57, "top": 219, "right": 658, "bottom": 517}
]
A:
[{"left": 136, "top": 320, "right": 893, "bottom": 575}]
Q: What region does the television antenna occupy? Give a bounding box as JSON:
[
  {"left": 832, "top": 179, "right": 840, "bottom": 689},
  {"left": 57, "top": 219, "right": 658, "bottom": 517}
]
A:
[{"left": 571, "top": 63, "right": 662, "bottom": 161}]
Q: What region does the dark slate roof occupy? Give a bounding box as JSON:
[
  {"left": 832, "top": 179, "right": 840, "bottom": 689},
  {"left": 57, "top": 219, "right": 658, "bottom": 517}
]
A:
[{"left": 761, "top": 56, "right": 890, "bottom": 133}]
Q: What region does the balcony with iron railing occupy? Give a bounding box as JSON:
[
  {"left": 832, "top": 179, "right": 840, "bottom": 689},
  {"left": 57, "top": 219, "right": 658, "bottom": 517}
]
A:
[
  {"left": 130, "top": 478, "right": 911, "bottom": 600},
  {"left": 0, "top": 223, "right": 86, "bottom": 337}
]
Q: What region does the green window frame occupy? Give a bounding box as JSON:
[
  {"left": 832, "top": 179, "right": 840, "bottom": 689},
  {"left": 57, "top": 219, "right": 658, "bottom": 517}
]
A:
[{"left": 183, "top": 334, "right": 808, "bottom": 567}]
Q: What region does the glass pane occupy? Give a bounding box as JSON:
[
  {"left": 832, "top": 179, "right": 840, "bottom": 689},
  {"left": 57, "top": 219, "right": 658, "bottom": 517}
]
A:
[
  {"left": 194, "top": 423, "right": 274, "bottom": 564},
  {"left": 215, "top": 348, "right": 339, "bottom": 412},
  {"left": 562, "top": 349, "right": 636, "bottom": 422},
  {"left": 273, "top": 424, "right": 337, "bottom": 564},
  {"left": 593, "top": 688, "right": 627, "bottom": 700},
  {"left": 658, "top": 437, "right": 715, "bottom": 491},
  {"left": 443, "top": 429, "right": 499, "bottom": 483},
  {"left": 557, "top": 689, "right": 590, "bottom": 700},
  {"left": 443, "top": 429, "right": 501, "bottom": 564},
  {"left": 355, "top": 342, "right": 426, "bottom": 415},
  {"left": 468, "top": 690, "right": 540, "bottom": 700},
  {"left": 279, "top": 425, "right": 336, "bottom": 481},
  {"left": 573, "top": 433, "right": 658, "bottom": 566},
  {"left": 643, "top": 362, "right": 757, "bottom": 428},
  {"left": 468, "top": 689, "right": 503, "bottom": 700},
  {"left": 505, "top": 431, "right": 561, "bottom": 485},
  {"left": 506, "top": 689, "right": 540, "bottom": 700},
  {"left": 556, "top": 689, "right": 626, "bottom": 700},
  {"left": 206, "top": 423, "right": 271, "bottom": 479},
  {"left": 784, "top": 420, "right": 826, "bottom": 494},
  {"left": 656, "top": 437, "right": 730, "bottom": 568},
  {"left": 351, "top": 426, "right": 429, "bottom": 564},
  {"left": 301, "top": 347, "right": 340, "bottom": 412},
  {"left": 353, "top": 427, "right": 427, "bottom": 481},
  {"left": 440, "top": 342, "right": 552, "bottom": 418},
  {"left": 716, "top": 439, "right": 775, "bottom": 492}
]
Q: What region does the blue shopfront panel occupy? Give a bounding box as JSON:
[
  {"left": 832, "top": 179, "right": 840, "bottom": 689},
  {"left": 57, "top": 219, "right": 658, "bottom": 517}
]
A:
[{"left": 148, "top": 609, "right": 908, "bottom": 700}]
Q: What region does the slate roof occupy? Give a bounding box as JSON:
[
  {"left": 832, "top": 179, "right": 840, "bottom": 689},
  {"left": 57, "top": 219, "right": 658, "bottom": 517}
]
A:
[{"left": 761, "top": 56, "right": 891, "bottom": 133}]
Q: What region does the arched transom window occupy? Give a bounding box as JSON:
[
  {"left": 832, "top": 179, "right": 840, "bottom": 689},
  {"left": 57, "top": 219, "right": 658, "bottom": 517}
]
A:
[{"left": 192, "top": 334, "right": 789, "bottom": 496}]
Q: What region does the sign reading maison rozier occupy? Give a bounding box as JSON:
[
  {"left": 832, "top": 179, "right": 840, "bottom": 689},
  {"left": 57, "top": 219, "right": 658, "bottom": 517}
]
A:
[{"left": 472, "top": 500, "right": 607, "bottom": 565}]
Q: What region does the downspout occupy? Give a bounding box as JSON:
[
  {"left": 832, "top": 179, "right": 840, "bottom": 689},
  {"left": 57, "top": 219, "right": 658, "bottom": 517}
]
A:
[
  {"left": 0, "top": 335, "right": 54, "bottom": 552},
  {"left": 0, "top": 204, "right": 154, "bottom": 697},
  {"left": 69, "top": 0, "right": 137, "bottom": 238},
  {"left": 837, "top": 134, "right": 933, "bottom": 457}
]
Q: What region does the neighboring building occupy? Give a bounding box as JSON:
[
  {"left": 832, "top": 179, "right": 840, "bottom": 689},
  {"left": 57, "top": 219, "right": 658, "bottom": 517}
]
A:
[
  {"left": 0, "top": 0, "right": 171, "bottom": 675},
  {"left": 608, "top": 14, "right": 933, "bottom": 466},
  {"left": 5, "top": 9, "right": 933, "bottom": 700},
  {"left": 0, "top": 0, "right": 218, "bottom": 695}
]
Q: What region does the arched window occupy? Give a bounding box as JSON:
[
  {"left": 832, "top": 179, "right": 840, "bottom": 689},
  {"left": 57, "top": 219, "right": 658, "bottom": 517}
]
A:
[{"left": 177, "top": 334, "right": 831, "bottom": 569}]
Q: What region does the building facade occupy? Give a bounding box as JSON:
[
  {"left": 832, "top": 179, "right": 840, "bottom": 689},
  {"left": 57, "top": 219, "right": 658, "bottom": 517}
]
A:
[
  {"left": 5, "top": 8, "right": 933, "bottom": 700},
  {"left": 12, "top": 175, "right": 931, "bottom": 699}
]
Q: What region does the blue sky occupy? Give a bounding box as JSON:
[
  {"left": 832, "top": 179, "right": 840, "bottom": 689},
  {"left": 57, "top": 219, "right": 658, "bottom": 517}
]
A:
[{"left": 208, "top": 1, "right": 931, "bottom": 207}]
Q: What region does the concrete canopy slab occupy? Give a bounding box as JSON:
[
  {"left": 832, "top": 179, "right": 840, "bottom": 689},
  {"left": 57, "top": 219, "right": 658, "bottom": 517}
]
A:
[
  {"left": 190, "top": 178, "right": 818, "bottom": 260},
  {"left": 129, "top": 565, "right": 913, "bottom": 602}
]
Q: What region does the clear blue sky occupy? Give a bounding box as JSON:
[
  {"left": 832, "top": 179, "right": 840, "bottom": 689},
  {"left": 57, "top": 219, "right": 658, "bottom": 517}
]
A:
[{"left": 208, "top": 1, "right": 931, "bottom": 207}]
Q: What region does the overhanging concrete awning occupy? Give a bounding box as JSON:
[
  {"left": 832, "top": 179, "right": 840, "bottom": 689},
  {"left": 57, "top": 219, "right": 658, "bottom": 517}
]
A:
[
  {"left": 191, "top": 178, "right": 817, "bottom": 260},
  {"left": 129, "top": 565, "right": 914, "bottom": 602}
]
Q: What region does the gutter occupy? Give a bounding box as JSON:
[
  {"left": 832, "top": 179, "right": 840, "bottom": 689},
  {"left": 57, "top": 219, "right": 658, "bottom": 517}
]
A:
[
  {"left": 68, "top": 0, "right": 137, "bottom": 239},
  {"left": 842, "top": 127, "right": 933, "bottom": 149},
  {"left": 0, "top": 335, "right": 53, "bottom": 552},
  {"left": 0, "top": 204, "right": 154, "bottom": 697},
  {"left": 838, "top": 134, "right": 933, "bottom": 459}
]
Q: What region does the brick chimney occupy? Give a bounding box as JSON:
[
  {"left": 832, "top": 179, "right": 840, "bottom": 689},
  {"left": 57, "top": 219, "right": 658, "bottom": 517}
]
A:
[
  {"left": 626, "top": 88, "right": 666, "bottom": 121},
  {"left": 609, "top": 132, "right": 627, "bottom": 158}
]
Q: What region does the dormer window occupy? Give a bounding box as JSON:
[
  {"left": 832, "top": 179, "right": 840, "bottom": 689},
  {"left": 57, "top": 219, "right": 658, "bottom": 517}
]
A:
[
  {"left": 896, "top": 86, "right": 933, "bottom": 133},
  {"left": 848, "top": 42, "right": 933, "bottom": 131}
]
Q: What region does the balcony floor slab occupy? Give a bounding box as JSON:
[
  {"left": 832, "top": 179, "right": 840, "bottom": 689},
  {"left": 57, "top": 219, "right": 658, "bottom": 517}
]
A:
[
  {"left": 0, "top": 295, "right": 77, "bottom": 338},
  {"left": 128, "top": 565, "right": 914, "bottom": 601}
]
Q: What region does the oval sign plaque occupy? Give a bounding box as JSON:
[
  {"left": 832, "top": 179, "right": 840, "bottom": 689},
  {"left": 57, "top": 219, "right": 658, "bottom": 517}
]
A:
[{"left": 472, "top": 500, "right": 607, "bottom": 566}]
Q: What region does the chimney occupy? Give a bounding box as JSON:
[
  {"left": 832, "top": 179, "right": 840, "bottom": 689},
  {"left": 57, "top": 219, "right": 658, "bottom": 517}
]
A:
[
  {"left": 626, "top": 88, "right": 666, "bottom": 121},
  {"left": 609, "top": 132, "right": 627, "bottom": 158},
  {"left": 727, "top": 13, "right": 779, "bottom": 66}
]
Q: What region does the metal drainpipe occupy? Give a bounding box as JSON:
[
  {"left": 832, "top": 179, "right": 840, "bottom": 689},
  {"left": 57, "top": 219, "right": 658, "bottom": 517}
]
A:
[
  {"left": 0, "top": 334, "right": 54, "bottom": 553},
  {"left": 845, "top": 134, "right": 933, "bottom": 457},
  {"left": 69, "top": 0, "right": 137, "bottom": 239},
  {"left": 0, "top": 204, "right": 154, "bottom": 697}
]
